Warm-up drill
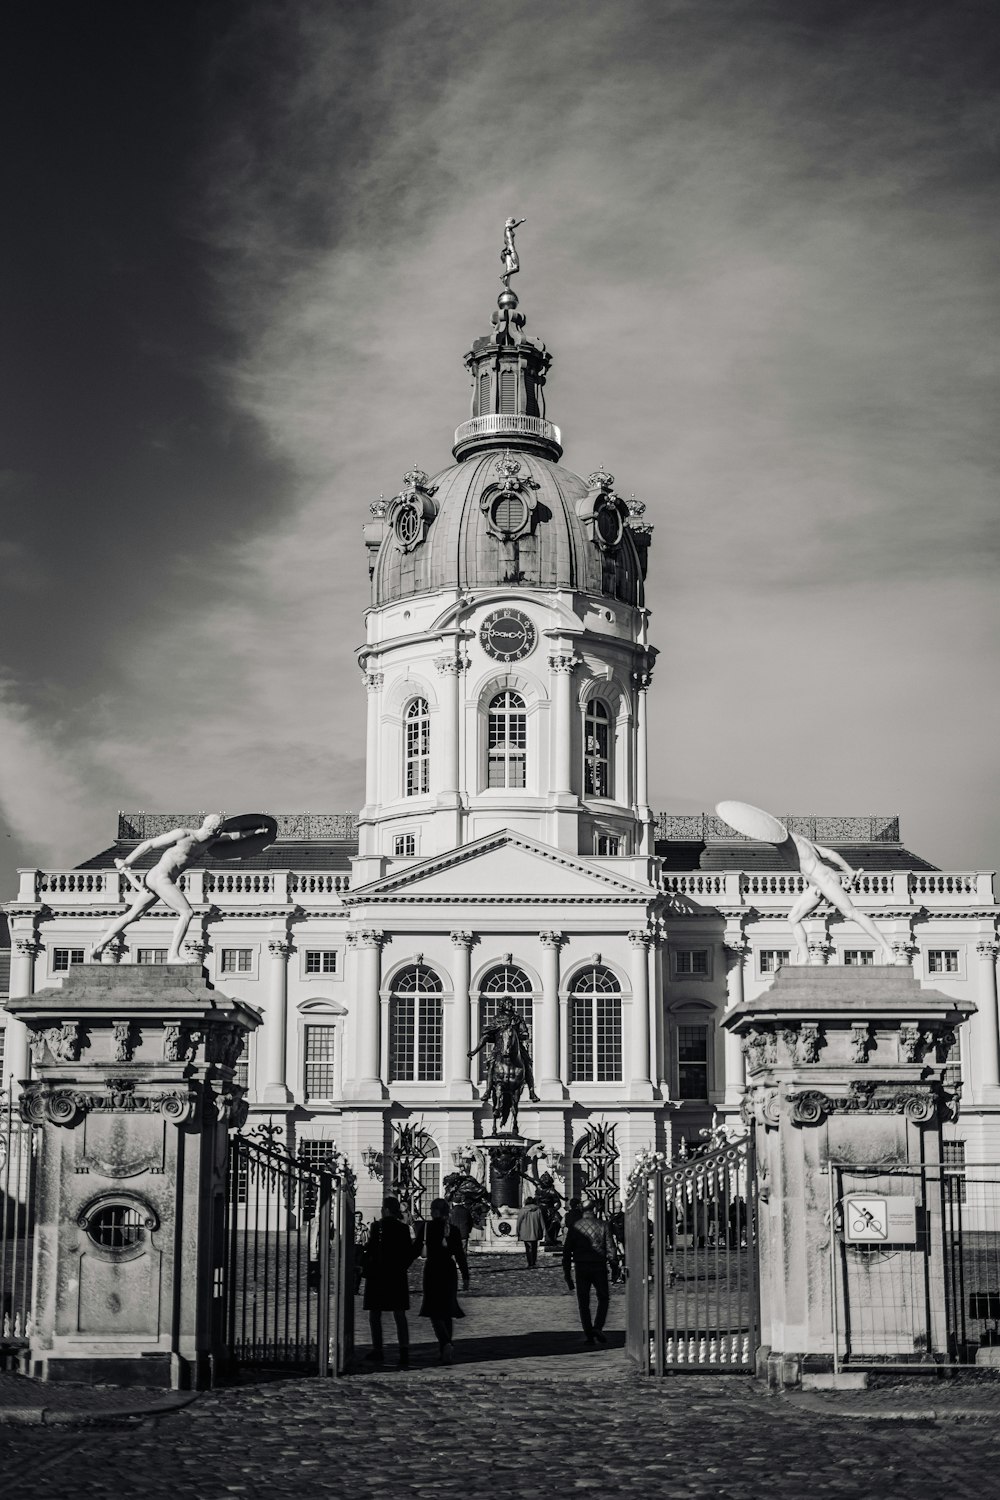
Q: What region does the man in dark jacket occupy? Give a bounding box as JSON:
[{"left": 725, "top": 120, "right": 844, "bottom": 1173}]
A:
[
  {"left": 363, "top": 1196, "right": 421, "bottom": 1367},
  {"left": 562, "top": 1204, "right": 619, "bottom": 1346}
]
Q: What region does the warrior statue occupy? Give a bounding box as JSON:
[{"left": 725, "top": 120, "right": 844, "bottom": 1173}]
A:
[
  {"left": 500, "top": 216, "right": 526, "bottom": 288},
  {"left": 469, "top": 997, "right": 539, "bottom": 1135},
  {"left": 92, "top": 814, "right": 273, "bottom": 964},
  {"left": 715, "top": 801, "right": 893, "bottom": 963}
]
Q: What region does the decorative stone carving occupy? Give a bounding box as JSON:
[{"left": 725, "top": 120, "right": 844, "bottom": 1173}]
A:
[
  {"left": 20, "top": 1080, "right": 198, "bottom": 1127},
  {"left": 205, "top": 1025, "right": 245, "bottom": 1069},
  {"left": 365, "top": 671, "right": 385, "bottom": 693},
  {"left": 547, "top": 653, "right": 578, "bottom": 675},
  {"left": 723, "top": 941, "right": 749, "bottom": 971},
  {"left": 450, "top": 930, "right": 475, "bottom": 950},
  {"left": 112, "top": 1020, "right": 138, "bottom": 1064},
  {"left": 268, "top": 939, "right": 293, "bottom": 959},
  {"left": 14, "top": 937, "right": 44, "bottom": 959},
  {"left": 782, "top": 1080, "right": 941, "bottom": 1126},
  {"left": 628, "top": 928, "right": 655, "bottom": 950},
  {"left": 434, "top": 656, "right": 465, "bottom": 677},
  {"left": 743, "top": 1087, "right": 781, "bottom": 1130},
  {"left": 539, "top": 930, "right": 565, "bottom": 949},
  {"left": 779, "top": 1023, "right": 822, "bottom": 1064},
  {"left": 849, "top": 1023, "right": 873, "bottom": 1064},
  {"left": 162, "top": 1023, "right": 199, "bottom": 1064},
  {"left": 892, "top": 941, "right": 919, "bottom": 967},
  {"left": 742, "top": 1028, "right": 776, "bottom": 1072},
  {"left": 347, "top": 929, "right": 387, "bottom": 951},
  {"left": 898, "top": 1024, "right": 933, "bottom": 1064},
  {"left": 29, "top": 1022, "right": 83, "bottom": 1064},
  {"left": 806, "top": 940, "right": 833, "bottom": 966},
  {"left": 976, "top": 940, "right": 1000, "bottom": 961},
  {"left": 631, "top": 669, "right": 654, "bottom": 692}
]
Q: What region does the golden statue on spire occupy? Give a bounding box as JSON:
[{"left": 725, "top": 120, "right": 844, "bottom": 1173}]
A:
[{"left": 500, "top": 216, "right": 526, "bottom": 288}]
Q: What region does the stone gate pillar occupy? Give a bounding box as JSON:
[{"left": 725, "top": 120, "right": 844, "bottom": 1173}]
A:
[
  {"left": 7, "top": 964, "right": 260, "bottom": 1389},
  {"left": 723, "top": 966, "right": 974, "bottom": 1389}
]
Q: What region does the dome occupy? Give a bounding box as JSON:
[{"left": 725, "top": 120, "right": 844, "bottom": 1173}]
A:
[{"left": 368, "top": 450, "right": 649, "bottom": 609}]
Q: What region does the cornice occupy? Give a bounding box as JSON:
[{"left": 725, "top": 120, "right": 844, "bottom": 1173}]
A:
[{"left": 349, "top": 894, "right": 656, "bottom": 906}]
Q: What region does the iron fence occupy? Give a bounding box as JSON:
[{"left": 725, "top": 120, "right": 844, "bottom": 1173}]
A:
[
  {"left": 221, "top": 1127, "right": 354, "bottom": 1379},
  {"left": 829, "top": 1159, "right": 1000, "bottom": 1370},
  {"left": 625, "top": 1135, "right": 758, "bottom": 1374},
  {"left": 0, "top": 1092, "right": 38, "bottom": 1368}
]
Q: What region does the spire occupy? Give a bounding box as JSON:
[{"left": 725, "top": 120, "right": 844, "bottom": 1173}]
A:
[{"left": 452, "top": 220, "right": 563, "bottom": 464}]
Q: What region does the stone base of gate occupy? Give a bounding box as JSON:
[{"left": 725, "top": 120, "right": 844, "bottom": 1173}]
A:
[
  {"left": 6, "top": 965, "right": 261, "bottom": 1389},
  {"left": 724, "top": 965, "right": 975, "bottom": 1389}
]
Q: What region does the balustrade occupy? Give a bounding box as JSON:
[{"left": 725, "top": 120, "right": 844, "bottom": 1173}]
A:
[{"left": 289, "top": 872, "right": 351, "bottom": 897}]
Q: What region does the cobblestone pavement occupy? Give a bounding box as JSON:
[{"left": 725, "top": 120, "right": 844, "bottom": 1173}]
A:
[{"left": 2, "top": 1266, "right": 1000, "bottom": 1498}]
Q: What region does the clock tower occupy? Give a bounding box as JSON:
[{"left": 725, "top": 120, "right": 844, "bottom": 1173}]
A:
[{"left": 355, "top": 252, "right": 657, "bottom": 876}]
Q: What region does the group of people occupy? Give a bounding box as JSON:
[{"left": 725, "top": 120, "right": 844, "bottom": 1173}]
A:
[{"left": 356, "top": 1193, "right": 621, "bottom": 1366}]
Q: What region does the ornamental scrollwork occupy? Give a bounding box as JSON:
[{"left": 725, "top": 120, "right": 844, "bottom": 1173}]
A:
[{"left": 28, "top": 1022, "right": 83, "bottom": 1064}]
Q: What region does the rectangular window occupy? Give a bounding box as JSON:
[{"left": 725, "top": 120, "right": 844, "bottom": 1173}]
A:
[
  {"left": 233, "top": 1055, "right": 249, "bottom": 1093},
  {"left": 391, "top": 994, "right": 415, "bottom": 1081},
  {"left": 298, "top": 1138, "right": 339, "bottom": 1171},
  {"left": 52, "top": 949, "right": 85, "bottom": 972},
  {"left": 928, "top": 950, "right": 960, "bottom": 974},
  {"left": 303, "top": 1025, "right": 337, "bottom": 1101},
  {"left": 760, "top": 950, "right": 790, "bottom": 975},
  {"left": 393, "top": 834, "right": 416, "bottom": 856},
  {"left": 594, "top": 834, "right": 620, "bottom": 856},
  {"left": 136, "top": 948, "right": 167, "bottom": 965},
  {"left": 0, "top": 949, "right": 10, "bottom": 997},
  {"left": 678, "top": 1024, "right": 709, "bottom": 1099},
  {"left": 675, "top": 950, "right": 709, "bottom": 976},
  {"left": 595, "top": 995, "right": 622, "bottom": 1082},
  {"left": 305, "top": 950, "right": 338, "bottom": 975},
  {"left": 416, "top": 998, "right": 443, "bottom": 1082},
  {"left": 221, "top": 949, "right": 252, "bottom": 974},
  {"left": 843, "top": 950, "right": 875, "bottom": 966},
  {"left": 570, "top": 998, "right": 594, "bottom": 1083},
  {"left": 943, "top": 1139, "right": 967, "bottom": 1206}
]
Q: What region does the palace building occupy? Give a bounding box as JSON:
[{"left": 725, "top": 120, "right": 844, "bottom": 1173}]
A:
[{"left": 2, "top": 265, "right": 998, "bottom": 1217}]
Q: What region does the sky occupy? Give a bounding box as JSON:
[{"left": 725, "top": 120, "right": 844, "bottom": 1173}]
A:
[{"left": 1, "top": 0, "right": 998, "bottom": 891}]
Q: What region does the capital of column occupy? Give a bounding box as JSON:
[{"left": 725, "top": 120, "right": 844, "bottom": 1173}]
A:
[
  {"left": 807, "top": 941, "right": 834, "bottom": 966},
  {"left": 631, "top": 669, "right": 654, "bottom": 691},
  {"left": 976, "top": 940, "right": 1000, "bottom": 961},
  {"left": 723, "top": 941, "right": 749, "bottom": 970},
  {"left": 364, "top": 670, "right": 385, "bottom": 693},
  {"left": 14, "top": 938, "right": 43, "bottom": 958},
  {"left": 450, "top": 930, "right": 475, "bottom": 950},
  {"left": 539, "top": 930, "right": 565, "bottom": 950},
  {"left": 347, "top": 929, "right": 387, "bottom": 951},
  {"left": 434, "top": 655, "right": 469, "bottom": 676},
  {"left": 547, "top": 653, "right": 579, "bottom": 674},
  {"left": 184, "top": 939, "right": 212, "bottom": 962},
  {"left": 106, "top": 937, "right": 129, "bottom": 964},
  {"left": 268, "top": 939, "right": 294, "bottom": 959},
  {"left": 892, "top": 941, "right": 919, "bottom": 965},
  {"left": 628, "top": 928, "right": 655, "bottom": 950}
]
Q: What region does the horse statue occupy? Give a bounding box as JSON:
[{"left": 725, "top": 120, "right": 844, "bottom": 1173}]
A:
[{"left": 469, "top": 999, "right": 539, "bottom": 1136}]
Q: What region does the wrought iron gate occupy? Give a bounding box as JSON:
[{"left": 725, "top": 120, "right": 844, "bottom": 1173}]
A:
[
  {"left": 625, "top": 1134, "right": 758, "bottom": 1373},
  {"left": 0, "top": 1092, "right": 38, "bottom": 1369},
  {"left": 220, "top": 1127, "right": 354, "bottom": 1379}
]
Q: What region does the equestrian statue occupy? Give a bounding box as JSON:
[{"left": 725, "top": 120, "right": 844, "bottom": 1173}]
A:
[{"left": 469, "top": 998, "right": 539, "bottom": 1136}]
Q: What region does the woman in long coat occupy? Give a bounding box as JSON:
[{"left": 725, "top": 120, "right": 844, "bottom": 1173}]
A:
[
  {"left": 363, "top": 1196, "right": 421, "bottom": 1367},
  {"left": 418, "top": 1198, "right": 470, "bottom": 1363}
]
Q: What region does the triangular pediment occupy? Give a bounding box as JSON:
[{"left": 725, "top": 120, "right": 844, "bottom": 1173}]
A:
[{"left": 347, "top": 831, "right": 655, "bottom": 903}]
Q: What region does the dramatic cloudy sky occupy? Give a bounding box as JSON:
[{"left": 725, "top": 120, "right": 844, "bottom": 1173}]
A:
[{"left": 2, "top": 0, "right": 997, "bottom": 890}]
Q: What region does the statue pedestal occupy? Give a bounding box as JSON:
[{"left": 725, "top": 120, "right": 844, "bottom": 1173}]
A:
[
  {"left": 724, "top": 965, "right": 974, "bottom": 1388},
  {"left": 7, "top": 965, "right": 261, "bottom": 1388},
  {"left": 470, "top": 1134, "right": 538, "bottom": 1253}
]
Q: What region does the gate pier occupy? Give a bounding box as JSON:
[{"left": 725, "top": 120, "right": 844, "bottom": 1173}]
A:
[
  {"left": 7, "top": 964, "right": 260, "bottom": 1388},
  {"left": 723, "top": 966, "right": 974, "bottom": 1388}
]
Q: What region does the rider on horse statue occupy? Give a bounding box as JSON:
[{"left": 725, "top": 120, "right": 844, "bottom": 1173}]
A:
[{"left": 469, "top": 999, "right": 539, "bottom": 1135}]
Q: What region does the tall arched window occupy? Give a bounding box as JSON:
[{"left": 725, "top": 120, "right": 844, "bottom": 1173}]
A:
[
  {"left": 390, "top": 965, "right": 443, "bottom": 1081},
  {"left": 477, "top": 964, "right": 534, "bottom": 1083},
  {"left": 569, "top": 966, "right": 622, "bottom": 1082},
  {"left": 584, "top": 700, "right": 612, "bottom": 798},
  {"left": 488, "top": 691, "right": 526, "bottom": 788},
  {"left": 405, "top": 697, "right": 430, "bottom": 796}
]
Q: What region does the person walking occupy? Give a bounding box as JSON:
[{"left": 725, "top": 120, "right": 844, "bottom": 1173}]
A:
[
  {"left": 418, "top": 1198, "right": 470, "bottom": 1363},
  {"left": 363, "top": 1196, "right": 421, "bottom": 1368},
  {"left": 562, "top": 1203, "right": 619, "bottom": 1347},
  {"left": 516, "top": 1196, "right": 547, "bottom": 1268}
]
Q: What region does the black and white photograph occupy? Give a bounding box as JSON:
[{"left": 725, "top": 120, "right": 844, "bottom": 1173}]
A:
[{"left": 1, "top": 1, "right": 998, "bottom": 1492}]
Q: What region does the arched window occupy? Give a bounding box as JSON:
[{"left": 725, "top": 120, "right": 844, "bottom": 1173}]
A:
[
  {"left": 569, "top": 966, "right": 622, "bottom": 1082},
  {"left": 488, "top": 691, "right": 527, "bottom": 789},
  {"left": 405, "top": 697, "right": 430, "bottom": 796},
  {"left": 584, "top": 700, "right": 612, "bottom": 798},
  {"left": 477, "top": 964, "right": 534, "bottom": 1083},
  {"left": 389, "top": 966, "right": 443, "bottom": 1081},
  {"left": 414, "top": 1131, "right": 441, "bottom": 1212}
]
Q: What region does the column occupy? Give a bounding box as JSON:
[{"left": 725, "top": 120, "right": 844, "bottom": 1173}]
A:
[
  {"left": 548, "top": 654, "right": 576, "bottom": 797},
  {"left": 434, "top": 657, "right": 461, "bottom": 797},
  {"left": 628, "top": 929, "right": 654, "bottom": 1100},
  {"left": 262, "top": 938, "right": 293, "bottom": 1104},
  {"left": 450, "top": 931, "right": 474, "bottom": 1098},
  {"left": 352, "top": 929, "right": 386, "bottom": 1096},
  {"left": 4, "top": 935, "right": 42, "bottom": 1093},
  {"left": 363, "top": 670, "right": 383, "bottom": 812},
  {"left": 538, "top": 931, "right": 564, "bottom": 1098},
  {"left": 975, "top": 941, "right": 1000, "bottom": 1094},
  {"left": 632, "top": 666, "right": 653, "bottom": 854},
  {"left": 723, "top": 939, "right": 749, "bottom": 1110}
]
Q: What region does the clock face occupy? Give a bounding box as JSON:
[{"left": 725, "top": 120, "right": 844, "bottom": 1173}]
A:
[{"left": 479, "top": 609, "right": 537, "bottom": 662}]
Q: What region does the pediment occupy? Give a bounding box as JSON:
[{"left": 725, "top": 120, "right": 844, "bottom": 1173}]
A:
[{"left": 347, "top": 831, "right": 655, "bottom": 903}]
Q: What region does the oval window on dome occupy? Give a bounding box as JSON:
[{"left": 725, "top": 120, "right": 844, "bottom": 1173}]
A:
[
  {"left": 395, "top": 504, "right": 421, "bottom": 548},
  {"left": 596, "top": 503, "right": 623, "bottom": 548},
  {"left": 490, "top": 492, "right": 529, "bottom": 539}
]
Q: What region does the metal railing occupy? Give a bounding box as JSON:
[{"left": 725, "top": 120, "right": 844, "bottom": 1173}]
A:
[
  {"left": 625, "top": 1136, "right": 758, "bottom": 1374},
  {"left": 1, "top": 1092, "right": 38, "bottom": 1366}
]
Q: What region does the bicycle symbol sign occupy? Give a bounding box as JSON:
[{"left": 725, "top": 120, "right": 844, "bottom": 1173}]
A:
[{"left": 843, "top": 1195, "right": 889, "bottom": 1242}]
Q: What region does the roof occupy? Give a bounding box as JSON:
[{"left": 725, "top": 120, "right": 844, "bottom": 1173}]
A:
[
  {"left": 655, "top": 840, "right": 938, "bottom": 873},
  {"left": 371, "top": 450, "right": 646, "bottom": 609},
  {"left": 78, "top": 841, "right": 356, "bottom": 873}
]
